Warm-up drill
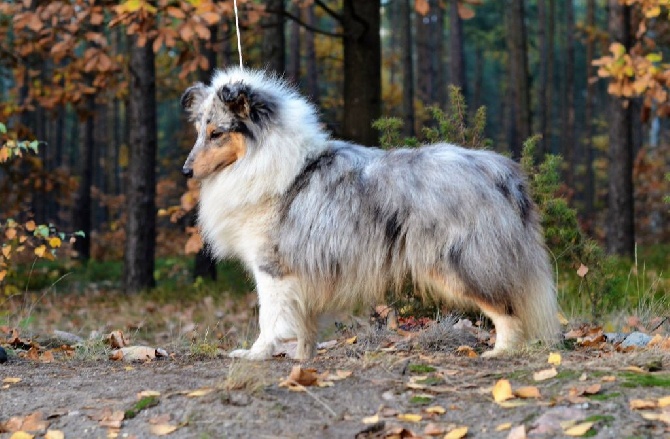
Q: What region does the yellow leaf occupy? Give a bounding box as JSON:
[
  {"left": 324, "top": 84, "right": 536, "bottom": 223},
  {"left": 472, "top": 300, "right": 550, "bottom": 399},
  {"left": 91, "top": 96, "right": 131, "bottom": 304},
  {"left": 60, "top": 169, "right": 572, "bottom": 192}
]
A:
[
  {"left": 5, "top": 228, "right": 17, "bottom": 239},
  {"left": 44, "top": 431, "right": 65, "bottom": 439},
  {"left": 548, "top": 352, "right": 562, "bottom": 366},
  {"left": 397, "top": 413, "right": 422, "bottom": 422},
  {"left": 564, "top": 421, "right": 595, "bottom": 437},
  {"left": 492, "top": 379, "right": 514, "bottom": 403},
  {"left": 645, "top": 5, "right": 661, "bottom": 18},
  {"left": 34, "top": 245, "right": 46, "bottom": 257},
  {"left": 425, "top": 405, "right": 446, "bottom": 415},
  {"left": 2, "top": 246, "right": 10, "bottom": 258},
  {"left": 533, "top": 367, "right": 558, "bottom": 382},
  {"left": 0, "top": 269, "right": 7, "bottom": 281},
  {"left": 48, "top": 237, "right": 61, "bottom": 248},
  {"left": 558, "top": 312, "right": 569, "bottom": 325},
  {"left": 362, "top": 414, "right": 379, "bottom": 424},
  {"left": 658, "top": 395, "right": 670, "bottom": 407},
  {"left": 346, "top": 336, "right": 357, "bottom": 344},
  {"left": 25, "top": 220, "right": 36, "bottom": 232},
  {"left": 497, "top": 400, "right": 528, "bottom": 408},
  {"left": 186, "top": 388, "right": 214, "bottom": 397},
  {"left": 149, "top": 424, "right": 178, "bottom": 436},
  {"left": 630, "top": 399, "right": 657, "bottom": 410},
  {"left": 495, "top": 423, "right": 512, "bottom": 431},
  {"left": 3, "top": 377, "right": 21, "bottom": 384},
  {"left": 10, "top": 432, "right": 34, "bottom": 439},
  {"left": 444, "top": 426, "right": 468, "bottom": 439},
  {"left": 514, "top": 386, "right": 541, "bottom": 399}
]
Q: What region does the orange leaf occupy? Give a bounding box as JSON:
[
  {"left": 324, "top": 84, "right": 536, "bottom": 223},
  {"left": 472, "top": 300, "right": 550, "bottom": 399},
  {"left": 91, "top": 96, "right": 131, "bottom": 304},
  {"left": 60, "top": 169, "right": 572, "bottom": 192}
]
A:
[
  {"left": 415, "top": 0, "right": 429, "bottom": 16},
  {"left": 492, "top": 379, "right": 514, "bottom": 402},
  {"left": 25, "top": 220, "right": 36, "bottom": 232}
]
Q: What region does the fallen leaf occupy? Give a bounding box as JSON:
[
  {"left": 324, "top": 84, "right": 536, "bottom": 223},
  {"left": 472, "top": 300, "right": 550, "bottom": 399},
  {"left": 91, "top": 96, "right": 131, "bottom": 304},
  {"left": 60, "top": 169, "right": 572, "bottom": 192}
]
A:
[
  {"left": 362, "top": 414, "right": 379, "bottom": 424},
  {"left": 9, "top": 432, "right": 34, "bottom": 439},
  {"left": 492, "top": 379, "right": 514, "bottom": 403},
  {"left": 455, "top": 345, "right": 478, "bottom": 357},
  {"left": 423, "top": 422, "right": 445, "bottom": 436},
  {"left": 44, "top": 431, "right": 64, "bottom": 439},
  {"left": 444, "top": 426, "right": 468, "bottom": 439},
  {"left": 186, "top": 388, "right": 214, "bottom": 397},
  {"left": 397, "top": 413, "right": 422, "bottom": 422},
  {"left": 107, "top": 330, "right": 129, "bottom": 348},
  {"left": 329, "top": 370, "right": 353, "bottom": 380},
  {"left": 149, "top": 414, "right": 171, "bottom": 425},
  {"left": 149, "top": 424, "right": 178, "bottom": 435},
  {"left": 514, "top": 386, "right": 541, "bottom": 399},
  {"left": 621, "top": 366, "right": 647, "bottom": 373},
  {"left": 630, "top": 399, "right": 657, "bottom": 410},
  {"left": 564, "top": 421, "right": 594, "bottom": 437},
  {"left": 576, "top": 264, "right": 589, "bottom": 278},
  {"left": 533, "top": 368, "right": 558, "bottom": 381},
  {"left": 425, "top": 405, "right": 446, "bottom": 415},
  {"left": 601, "top": 375, "right": 616, "bottom": 382},
  {"left": 3, "top": 377, "right": 21, "bottom": 384},
  {"left": 507, "top": 425, "right": 527, "bottom": 439},
  {"left": 346, "top": 336, "right": 357, "bottom": 344},
  {"left": 110, "top": 346, "right": 156, "bottom": 362},
  {"left": 495, "top": 423, "right": 512, "bottom": 431},
  {"left": 548, "top": 352, "right": 562, "bottom": 366},
  {"left": 21, "top": 412, "right": 48, "bottom": 431},
  {"left": 497, "top": 400, "right": 529, "bottom": 408},
  {"left": 658, "top": 396, "right": 670, "bottom": 407},
  {"left": 558, "top": 312, "right": 569, "bottom": 325}
]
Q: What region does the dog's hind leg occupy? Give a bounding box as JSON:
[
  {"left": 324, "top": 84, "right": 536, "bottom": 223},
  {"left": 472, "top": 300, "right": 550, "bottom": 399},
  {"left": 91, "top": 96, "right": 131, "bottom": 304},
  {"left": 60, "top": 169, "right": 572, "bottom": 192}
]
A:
[
  {"left": 229, "top": 271, "right": 302, "bottom": 361},
  {"left": 476, "top": 302, "right": 524, "bottom": 358}
]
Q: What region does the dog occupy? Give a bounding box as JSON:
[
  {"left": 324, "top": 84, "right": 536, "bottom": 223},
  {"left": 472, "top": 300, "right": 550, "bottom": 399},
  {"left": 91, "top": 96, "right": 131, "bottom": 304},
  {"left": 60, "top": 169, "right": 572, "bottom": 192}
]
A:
[{"left": 180, "top": 67, "right": 560, "bottom": 360}]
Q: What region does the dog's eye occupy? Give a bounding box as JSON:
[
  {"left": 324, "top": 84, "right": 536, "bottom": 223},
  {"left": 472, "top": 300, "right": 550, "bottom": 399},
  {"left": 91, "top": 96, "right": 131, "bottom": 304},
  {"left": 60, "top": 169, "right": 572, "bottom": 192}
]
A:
[{"left": 210, "top": 129, "right": 225, "bottom": 140}]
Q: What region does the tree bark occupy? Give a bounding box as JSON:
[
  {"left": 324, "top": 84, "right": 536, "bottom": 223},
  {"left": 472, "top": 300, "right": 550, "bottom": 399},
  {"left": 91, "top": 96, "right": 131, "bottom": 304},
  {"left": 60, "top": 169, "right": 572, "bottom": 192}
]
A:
[
  {"left": 415, "top": 1, "right": 443, "bottom": 107},
  {"left": 562, "top": 0, "right": 576, "bottom": 188},
  {"left": 538, "top": 0, "right": 548, "bottom": 155},
  {"left": 546, "top": 0, "right": 555, "bottom": 154},
  {"left": 302, "top": 4, "right": 320, "bottom": 105},
  {"left": 505, "top": 0, "right": 531, "bottom": 158},
  {"left": 74, "top": 92, "right": 95, "bottom": 260},
  {"left": 342, "top": 0, "right": 381, "bottom": 146},
  {"left": 606, "top": 0, "right": 634, "bottom": 257},
  {"left": 124, "top": 34, "right": 158, "bottom": 293},
  {"left": 287, "top": 1, "right": 301, "bottom": 84},
  {"left": 262, "top": 0, "right": 285, "bottom": 74},
  {"left": 401, "top": 0, "right": 415, "bottom": 136},
  {"left": 584, "top": 0, "right": 596, "bottom": 219},
  {"left": 449, "top": 0, "right": 466, "bottom": 95}
]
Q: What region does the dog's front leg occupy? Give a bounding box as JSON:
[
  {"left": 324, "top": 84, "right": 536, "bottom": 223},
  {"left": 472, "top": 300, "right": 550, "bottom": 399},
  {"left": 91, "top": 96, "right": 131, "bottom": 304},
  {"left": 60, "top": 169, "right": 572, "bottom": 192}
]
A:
[{"left": 229, "top": 271, "right": 301, "bottom": 361}]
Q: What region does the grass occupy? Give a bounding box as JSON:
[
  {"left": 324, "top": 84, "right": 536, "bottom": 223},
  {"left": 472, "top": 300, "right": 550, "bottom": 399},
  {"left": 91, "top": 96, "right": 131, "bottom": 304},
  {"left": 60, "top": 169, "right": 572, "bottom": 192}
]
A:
[
  {"left": 124, "top": 395, "right": 160, "bottom": 419},
  {"left": 620, "top": 372, "right": 670, "bottom": 388},
  {"left": 408, "top": 364, "right": 436, "bottom": 374},
  {"left": 409, "top": 395, "right": 433, "bottom": 405},
  {"left": 222, "top": 361, "right": 269, "bottom": 394},
  {"left": 587, "top": 392, "right": 621, "bottom": 401}
]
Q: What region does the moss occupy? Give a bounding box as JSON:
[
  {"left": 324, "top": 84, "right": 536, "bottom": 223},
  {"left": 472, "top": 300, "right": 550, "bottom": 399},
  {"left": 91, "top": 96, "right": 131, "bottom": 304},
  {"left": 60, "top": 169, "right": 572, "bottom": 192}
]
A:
[
  {"left": 124, "top": 395, "right": 160, "bottom": 419},
  {"left": 416, "top": 376, "right": 445, "bottom": 386},
  {"left": 408, "top": 364, "right": 436, "bottom": 374},
  {"left": 409, "top": 395, "right": 433, "bottom": 405},
  {"left": 620, "top": 372, "right": 670, "bottom": 388},
  {"left": 587, "top": 392, "right": 621, "bottom": 401}
]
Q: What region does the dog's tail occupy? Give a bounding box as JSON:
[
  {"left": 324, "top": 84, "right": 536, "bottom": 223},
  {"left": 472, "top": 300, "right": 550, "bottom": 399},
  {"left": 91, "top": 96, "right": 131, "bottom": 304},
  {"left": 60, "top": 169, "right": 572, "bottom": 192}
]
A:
[{"left": 515, "top": 249, "right": 561, "bottom": 347}]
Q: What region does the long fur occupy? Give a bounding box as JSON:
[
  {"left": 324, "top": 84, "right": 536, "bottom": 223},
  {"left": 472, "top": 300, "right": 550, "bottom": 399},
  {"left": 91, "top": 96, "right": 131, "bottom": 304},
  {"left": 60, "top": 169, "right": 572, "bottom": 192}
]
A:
[{"left": 181, "top": 67, "right": 560, "bottom": 360}]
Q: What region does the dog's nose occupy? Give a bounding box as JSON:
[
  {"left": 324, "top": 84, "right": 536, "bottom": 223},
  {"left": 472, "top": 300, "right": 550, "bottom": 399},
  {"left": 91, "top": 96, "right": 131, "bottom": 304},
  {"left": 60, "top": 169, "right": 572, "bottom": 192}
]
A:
[{"left": 182, "top": 167, "right": 193, "bottom": 178}]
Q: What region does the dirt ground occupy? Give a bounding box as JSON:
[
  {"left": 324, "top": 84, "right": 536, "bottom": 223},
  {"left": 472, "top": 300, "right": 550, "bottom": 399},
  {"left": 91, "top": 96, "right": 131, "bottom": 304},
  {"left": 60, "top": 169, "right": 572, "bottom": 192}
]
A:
[{"left": 2, "top": 340, "right": 670, "bottom": 438}]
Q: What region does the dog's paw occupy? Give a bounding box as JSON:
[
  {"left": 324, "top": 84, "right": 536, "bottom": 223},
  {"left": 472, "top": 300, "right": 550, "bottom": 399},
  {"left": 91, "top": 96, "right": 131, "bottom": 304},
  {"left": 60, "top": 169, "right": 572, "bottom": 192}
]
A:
[
  {"left": 228, "top": 348, "right": 272, "bottom": 361},
  {"left": 481, "top": 348, "right": 515, "bottom": 358}
]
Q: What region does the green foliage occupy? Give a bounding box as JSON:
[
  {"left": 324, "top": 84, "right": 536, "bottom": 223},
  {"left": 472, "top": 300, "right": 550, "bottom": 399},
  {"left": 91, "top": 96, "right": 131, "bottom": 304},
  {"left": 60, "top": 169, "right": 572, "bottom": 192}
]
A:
[
  {"left": 373, "top": 85, "right": 490, "bottom": 149},
  {"left": 521, "top": 137, "right": 620, "bottom": 318}
]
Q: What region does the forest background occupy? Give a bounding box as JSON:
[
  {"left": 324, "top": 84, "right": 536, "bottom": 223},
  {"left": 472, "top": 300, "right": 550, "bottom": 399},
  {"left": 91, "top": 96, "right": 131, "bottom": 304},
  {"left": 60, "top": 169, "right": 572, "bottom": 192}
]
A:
[{"left": 0, "top": 0, "right": 668, "bottom": 318}]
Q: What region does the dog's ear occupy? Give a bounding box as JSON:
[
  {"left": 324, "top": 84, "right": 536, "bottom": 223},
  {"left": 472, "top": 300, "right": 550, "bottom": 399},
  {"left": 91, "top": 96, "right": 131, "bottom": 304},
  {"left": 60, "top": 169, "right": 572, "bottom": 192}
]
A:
[
  {"left": 181, "top": 82, "right": 207, "bottom": 121},
  {"left": 217, "top": 82, "right": 277, "bottom": 126}
]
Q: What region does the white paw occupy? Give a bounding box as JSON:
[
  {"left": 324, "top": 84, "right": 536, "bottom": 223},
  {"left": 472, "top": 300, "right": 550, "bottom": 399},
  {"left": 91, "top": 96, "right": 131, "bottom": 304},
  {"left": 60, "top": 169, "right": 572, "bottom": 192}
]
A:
[
  {"left": 481, "top": 348, "right": 514, "bottom": 358},
  {"left": 228, "top": 348, "right": 272, "bottom": 360}
]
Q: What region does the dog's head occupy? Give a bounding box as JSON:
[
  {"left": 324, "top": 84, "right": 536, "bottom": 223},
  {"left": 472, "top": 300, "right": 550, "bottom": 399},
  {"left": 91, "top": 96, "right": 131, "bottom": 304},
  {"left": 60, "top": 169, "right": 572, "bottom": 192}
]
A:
[{"left": 180, "top": 78, "right": 277, "bottom": 179}]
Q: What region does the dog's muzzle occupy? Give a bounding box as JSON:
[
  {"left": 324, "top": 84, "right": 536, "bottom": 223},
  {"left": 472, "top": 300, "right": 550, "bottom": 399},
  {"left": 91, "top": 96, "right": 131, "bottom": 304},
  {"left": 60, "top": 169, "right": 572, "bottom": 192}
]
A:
[{"left": 181, "top": 167, "right": 194, "bottom": 178}]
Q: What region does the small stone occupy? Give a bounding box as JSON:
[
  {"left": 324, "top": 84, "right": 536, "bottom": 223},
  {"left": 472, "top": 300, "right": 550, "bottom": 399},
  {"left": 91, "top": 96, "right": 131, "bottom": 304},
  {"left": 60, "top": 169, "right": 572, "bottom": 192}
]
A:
[
  {"left": 0, "top": 346, "right": 7, "bottom": 363},
  {"left": 621, "top": 332, "right": 652, "bottom": 348}
]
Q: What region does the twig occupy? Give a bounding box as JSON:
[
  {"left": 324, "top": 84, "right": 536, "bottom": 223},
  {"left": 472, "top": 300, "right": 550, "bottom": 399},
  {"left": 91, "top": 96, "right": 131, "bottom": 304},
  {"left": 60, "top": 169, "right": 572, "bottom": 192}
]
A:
[{"left": 287, "top": 380, "right": 337, "bottom": 417}]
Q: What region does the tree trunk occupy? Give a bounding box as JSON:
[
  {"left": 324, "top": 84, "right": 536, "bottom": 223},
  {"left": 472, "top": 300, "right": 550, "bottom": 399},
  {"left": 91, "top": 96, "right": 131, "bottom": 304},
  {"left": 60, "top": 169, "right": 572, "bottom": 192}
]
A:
[
  {"left": 262, "top": 0, "right": 285, "bottom": 74},
  {"left": 562, "top": 0, "right": 576, "bottom": 188},
  {"left": 74, "top": 92, "right": 95, "bottom": 260},
  {"left": 415, "top": 1, "right": 443, "bottom": 106},
  {"left": 505, "top": 0, "right": 531, "bottom": 158},
  {"left": 124, "top": 34, "right": 157, "bottom": 293},
  {"left": 538, "top": 0, "right": 548, "bottom": 155},
  {"left": 401, "top": 0, "right": 415, "bottom": 136},
  {"left": 287, "top": 1, "right": 301, "bottom": 84},
  {"left": 584, "top": 0, "right": 596, "bottom": 219},
  {"left": 342, "top": 0, "right": 381, "bottom": 146},
  {"left": 606, "top": 0, "right": 634, "bottom": 257},
  {"left": 449, "top": 0, "right": 466, "bottom": 95},
  {"left": 547, "top": 0, "right": 556, "bottom": 154},
  {"left": 302, "top": 4, "right": 320, "bottom": 105}
]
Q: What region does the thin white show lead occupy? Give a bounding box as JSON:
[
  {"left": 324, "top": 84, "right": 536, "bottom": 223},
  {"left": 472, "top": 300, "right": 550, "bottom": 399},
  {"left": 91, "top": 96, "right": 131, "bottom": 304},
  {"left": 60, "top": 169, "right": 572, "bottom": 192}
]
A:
[{"left": 233, "top": 0, "right": 243, "bottom": 69}]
